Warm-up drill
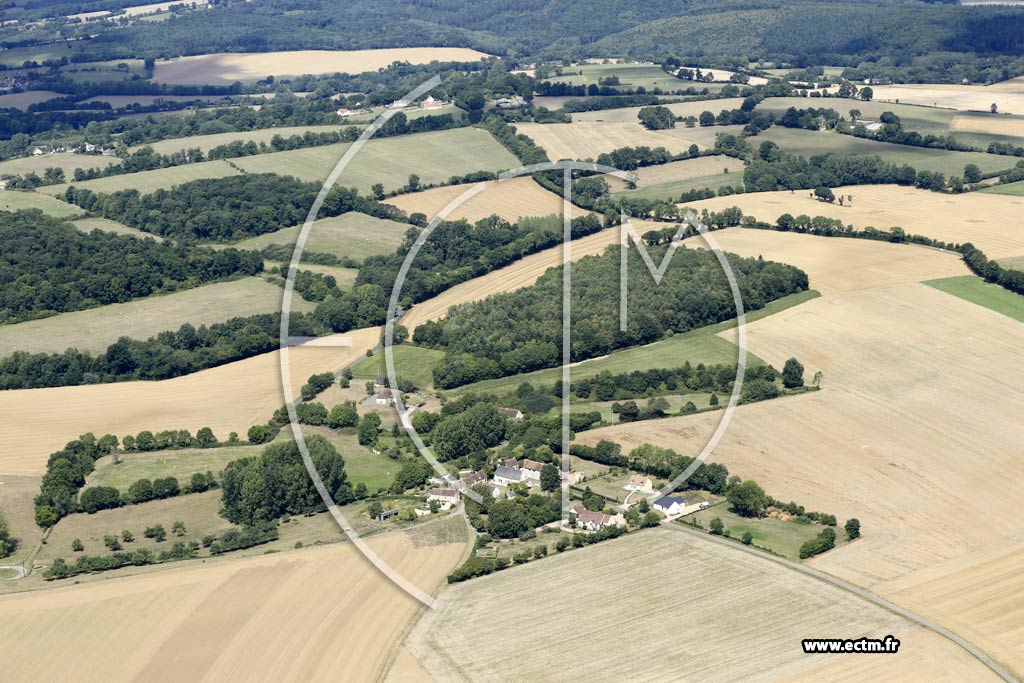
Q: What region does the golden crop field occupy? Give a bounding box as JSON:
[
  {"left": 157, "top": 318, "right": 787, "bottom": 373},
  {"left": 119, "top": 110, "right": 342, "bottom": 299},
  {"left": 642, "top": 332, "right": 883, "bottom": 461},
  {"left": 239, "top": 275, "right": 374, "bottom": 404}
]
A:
[
  {"left": 0, "top": 520, "right": 468, "bottom": 682},
  {"left": 0, "top": 277, "right": 308, "bottom": 356},
  {"left": 152, "top": 48, "right": 491, "bottom": 85},
  {"left": 514, "top": 121, "right": 727, "bottom": 160},
  {"left": 686, "top": 184, "right": 1024, "bottom": 260},
  {"left": 871, "top": 79, "right": 1024, "bottom": 115},
  {"left": 578, "top": 229, "right": 1024, "bottom": 673},
  {"left": 0, "top": 326, "right": 380, "bottom": 477},
  {"left": 950, "top": 112, "right": 1024, "bottom": 139},
  {"left": 231, "top": 212, "right": 411, "bottom": 262},
  {"left": 606, "top": 154, "right": 746, "bottom": 193},
  {"left": 404, "top": 529, "right": 997, "bottom": 682},
  {"left": 384, "top": 177, "right": 566, "bottom": 224}
]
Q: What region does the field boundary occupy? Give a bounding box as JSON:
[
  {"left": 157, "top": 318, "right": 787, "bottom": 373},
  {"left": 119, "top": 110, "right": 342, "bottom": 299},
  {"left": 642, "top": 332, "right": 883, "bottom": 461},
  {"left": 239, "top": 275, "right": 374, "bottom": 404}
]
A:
[{"left": 664, "top": 523, "right": 1020, "bottom": 683}]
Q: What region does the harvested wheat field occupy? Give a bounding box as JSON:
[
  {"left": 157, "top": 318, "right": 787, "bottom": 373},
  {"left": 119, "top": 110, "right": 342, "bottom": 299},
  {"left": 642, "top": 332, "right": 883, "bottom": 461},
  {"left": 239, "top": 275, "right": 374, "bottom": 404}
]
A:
[
  {"left": 152, "top": 48, "right": 490, "bottom": 85},
  {"left": 404, "top": 529, "right": 997, "bottom": 682},
  {"left": 0, "top": 326, "right": 380, "bottom": 476},
  {"left": 514, "top": 121, "right": 718, "bottom": 160},
  {"left": 871, "top": 80, "right": 1024, "bottom": 114},
  {"left": 951, "top": 112, "right": 1024, "bottom": 139},
  {"left": 399, "top": 219, "right": 660, "bottom": 331},
  {"left": 686, "top": 184, "right": 1024, "bottom": 259},
  {"left": 384, "top": 177, "right": 566, "bottom": 223},
  {"left": 578, "top": 230, "right": 1024, "bottom": 674},
  {"left": 606, "top": 154, "right": 746, "bottom": 193},
  {"left": 0, "top": 519, "right": 468, "bottom": 682}
]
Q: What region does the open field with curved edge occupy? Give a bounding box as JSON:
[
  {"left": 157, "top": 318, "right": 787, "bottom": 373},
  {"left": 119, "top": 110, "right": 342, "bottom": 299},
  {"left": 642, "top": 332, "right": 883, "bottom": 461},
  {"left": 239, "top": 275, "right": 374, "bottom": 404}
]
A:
[
  {"left": 0, "top": 152, "right": 117, "bottom": 177},
  {"left": 0, "top": 191, "right": 84, "bottom": 217},
  {"left": 0, "top": 326, "right": 380, "bottom": 476},
  {"left": 152, "top": 48, "right": 492, "bottom": 85},
  {"left": 570, "top": 96, "right": 748, "bottom": 122},
  {"left": 384, "top": 176, "right": 567, "bottom": 224},
  {"left": 0, "top": 520, "right": 468, "bottom": 682},
  {"left": 38, "top": 159, "right": 242, "bottom": 195},
  {"left": 131, "top": 125, "right": 356, "bottom": 155},
  {"left": 578, "top": 229, "right": 1024, "bottom": 674},
  {"left": 71, "top": 217, "right": 154, "bottom": 239},
  {"left": 0, "top": 277, "right": 310, "bottom": 356},
  {"left": 403, "top": 529, "right": 999, "bottom": 682},
  {"left": 229, "top": 212, "right": 412, "bottom": 262},
  {"left": 686, "top": 184, "right": 1024, "bottom": 260},
  {"left": 513, "top": 121, "right": 739, "bottom": 160}
]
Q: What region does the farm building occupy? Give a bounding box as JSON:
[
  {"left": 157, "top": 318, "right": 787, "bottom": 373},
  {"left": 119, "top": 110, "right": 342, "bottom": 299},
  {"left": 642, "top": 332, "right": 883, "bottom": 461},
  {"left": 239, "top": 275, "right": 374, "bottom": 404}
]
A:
[
  {"left": 460, "top": 471, "right": 488, "bottom": 488},
  {"left": 498, "top": 407, "right": 524, "bottom": 421},
  {"left": 421, "top": 95, "right": 447, "bottom": 109},
  {"left": 493, "top": 465, "right": 524, "bottom": 487},
  {"left": 625, "top": 474, "right": 653, "bottom": 492},
  {"left": 521, "top": 459, "right": 544, "bottom": 482},
  {"left": 374, "top": 508, "right": 399, "bottom": 522},
  {"left": 572, "top": 505, "right": 626, "bottom": 531},
  {"left": 336, "top": 108, "right": 354, "bottom": 117},
  {"left": 653, "top": 495, "right": 686, "bottom": 515},
  {"left": 428, "top": 488, "right": 460, "bottom": 509},
  {"left": 494, "top": 95, "right": 527, "bottom": 109},
  {"left": 374, "top": 388, "right": 400, "bottom": 405}
]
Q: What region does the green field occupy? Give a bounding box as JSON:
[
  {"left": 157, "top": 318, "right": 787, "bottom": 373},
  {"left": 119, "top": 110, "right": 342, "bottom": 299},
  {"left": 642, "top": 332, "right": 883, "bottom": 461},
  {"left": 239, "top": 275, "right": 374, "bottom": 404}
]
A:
[
  {"left": 265, "top": 262, "right": 359, "bottom": 289},
  {"left": 323, "top": 431, "right": 401, "bottom": 492},
  {"left": 231, "top": 212, "right": 412, "bottom": 262},
  {"left": 88, "top": 443, "right": 263, "bottom": 489},
  {"left": 135, "top": 125, "right": 357, "bottom": 155},
  {"left": 0, "top": 568, "right": 18, "bottom": 580},
  {"left": 758, "top": 126, "right": 1016, "bottom": 176},
  {"left": 0, "top": 191, "right": 84, "bottom": 217},
  {"left": 544, "top": 62, "right": 694, "bottom": 91},
  {"left": 38, "top": 160, "right": 242, "bottom": 195},
  {"left": 232, "top": 127, "right": 520, "bottom": 193},
  {"left": 997, "top": 256, "right": 1024, "bottom": 272},
  {"left": 569, "top": 391, "right": 718, "bottom": 423},
  {"left": 684, "top": 503, "right": 829, "bottom": 560},
  {"left": 0, "top": 153, "right": 117, "bottom": 177},
  {"left": 981, "top": 180, "right": 1024, "bottom": 196},
  {"left": 616, "top": 170, "right": 743, "bottom": 200},
  {"left": 0, "top": 43, "right": 80, "bottom": 67},
  {"left": 925, "top": 275, "right": 1024, "bottom": 322},
  {"left": 757, "top": 97, "right": 956, "bottom": 136},
  {"left": 71, "top": 217, "right": 154, "bottom": 239},
  {"left": 453, "top": 290, "right": 819, "bottom": 396},
  {"left": 0, "top": 277, "right": 309, "bottom": 356},
  {"left": 351, "top": 345, "right": 446, "bottom": 389},
  {"left": 58, "top": 58, "right": 149, "bottom": 84}
]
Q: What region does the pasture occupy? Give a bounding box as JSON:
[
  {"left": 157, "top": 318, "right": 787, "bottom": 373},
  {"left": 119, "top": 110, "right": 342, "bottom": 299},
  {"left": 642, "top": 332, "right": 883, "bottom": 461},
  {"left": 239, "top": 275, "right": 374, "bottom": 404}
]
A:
[
  {"left": 757, "top": 96, "right": 956, "bottom": 135},
  {"left": 404, "top": 529, "right": 993, "bottom": 682},
  {"left": 79, "top": 94, "right": 229, "bottom": 108},
  {"left": 570, "top": 97, "right": 748, "bottom": 122},
  {"left": 232, "top": 212, "right": 411, "bottom": 262},
  {"left": 578, "top": 228, "right": 1024, "bottom": 672},
  {"left": 0, "top": 152, "right": 117, "bottom": 177},
  {"left": 543, "top": 62, "right": 698, "bottom": 91},
  {"left": 757, "top": 126, "right": 1015, "bottom": 176},
  {"left": 608, "top": 155, "right": 746, "bottom": 199},
  {"left": 513, "top": 121, "right": 731, "bottom": 160},
  {"left": 0, "top": 277, "right": 308, "bottom": 356},
  {"left": 926, "top": 275, "right": 1024, "bottom": 322},
  {"left": 384, "top": 177, "right": 566, "bottom": 223},
  {"left": 686, "top": 184, "right": 1024, "bottom": 259},
  {"left": 38, "top": 160, "right": 241, "bottom": 195},
  {"left": 350, "top": 345, "right": 445, "bottom": 390},
  {"left": 71, "top": 217, "right": 153, "bottom": 239},
  {"left": 982, "top": 179, "right": 1024, "bottom": 196},
  {"left": 233, "top": 128, "right": 519, "bottom": 193},
  {"left": 88, "top": 444, "right": 261, "bottom": 490},
  {"left": 0, "top": 90, "right": 62, "bottom": 109},
  {"left": 0, "top": 191, "right": 83, "bottom": 217},
  {"left": 134, "top": 125, "right": 356, "bottom": 155},
  {"left": 0, "top": 520, "right": 468, "bottom": 681},
  {"left": 152, "top": 48, "right": 491, "bottom": 85},
  {"left": 0, "top": 326, "right": 381, "bottom": 476}
]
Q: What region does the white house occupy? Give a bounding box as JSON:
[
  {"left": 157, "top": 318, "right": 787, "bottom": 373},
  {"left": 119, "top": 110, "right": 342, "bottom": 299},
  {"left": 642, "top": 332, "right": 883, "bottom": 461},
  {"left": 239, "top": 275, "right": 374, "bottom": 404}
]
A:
[
  {"left": 624, "top": 474, "right": 653, "bottom": 493},
  {"left": 653, "top": 495, "right": 686, "bottom": 516},
  {"left": 427, "top": 488, "right": 460, "bottom": 510},
  {"left": 572, "top": 505, "right": 626, "bottom": 531},
  {"left": 336, "top": 108, "right": 354, "bottom": 117},
  {"left": 421, "top": 95, "right": 446, "bottom": 110},
  {"left": 32, "top": 147, "right": 44, "bottom": 156},
  {"left": 521, "top": 459, "right": 544, "bottom": 482},
  {"left": 374, "top": 388, "right": 400, "bottom": 405},
  {"left": 492, "top": 465, "right": 523, "bottom": 487},
  {"left": 388, "top": 99, "right": 410, "bottom": 109}
]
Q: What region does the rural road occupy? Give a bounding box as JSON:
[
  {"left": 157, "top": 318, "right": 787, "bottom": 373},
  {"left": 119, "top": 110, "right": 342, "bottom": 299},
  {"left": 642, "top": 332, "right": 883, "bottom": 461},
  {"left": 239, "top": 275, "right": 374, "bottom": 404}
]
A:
[
  {"left": 0, "top": 565, "right": 26, "bottom": 580},
  {"left": 664, "top": 523, "right": 1020, "bottom": 683}
]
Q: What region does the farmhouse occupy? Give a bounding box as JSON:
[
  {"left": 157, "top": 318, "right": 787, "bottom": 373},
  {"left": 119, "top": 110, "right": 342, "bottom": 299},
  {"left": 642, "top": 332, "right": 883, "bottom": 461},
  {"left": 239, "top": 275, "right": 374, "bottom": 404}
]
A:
[
  {"left": 460, "top": 471, "right": 488, "bottom": 488},
  {"left": 498, "top": 407, "right": 524, "bottom": 421},
  {"left": 374, "top": 388, "right": 400, "bottom": 405},
  {"left": 388, "top": 99, "right": 410, "bottom": 109},
  {"left": 421, "top": 95, "right": 447, "bottom": 110},
  {"left": 653, "top": 495, "right": 686, "bottom": 516},
  {"left": 572, "top": 506, "right": 626, "bottom": 531},
  {"left": 428, "top": 488, "right": 460, "bottom": 510},
  {"left": 493, "top": 465, "right": 524, "bottom": 487},
  {"left": 521, "top": 459, "right": 544, "bottom": 482},
  {"left": 856, "top": 119, "right": 885, "bottom": 132},
  {"left": 625, "top": 474, "right": 653, "bottom": 492},
  {"left": 336, "top": 108, "right": 354, "bottom": 117}
]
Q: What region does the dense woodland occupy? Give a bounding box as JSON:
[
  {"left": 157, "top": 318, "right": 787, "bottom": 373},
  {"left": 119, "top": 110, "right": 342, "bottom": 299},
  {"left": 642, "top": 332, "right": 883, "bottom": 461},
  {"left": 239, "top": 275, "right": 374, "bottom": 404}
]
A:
[
  {"left": 417, "top": 245, "right": 808, "bottom": 387},
  {"left": 0, "top": 211, "right": 263, "bottom": 324}
]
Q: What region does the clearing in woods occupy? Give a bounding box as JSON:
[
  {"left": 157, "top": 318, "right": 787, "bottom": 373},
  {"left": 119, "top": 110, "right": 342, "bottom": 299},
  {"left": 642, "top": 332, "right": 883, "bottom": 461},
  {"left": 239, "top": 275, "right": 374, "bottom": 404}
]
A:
[
  {"left": 37, "top": 160, "right": 242, "bottom": 195},
  {"left": 512, "top": 121, "right": 738, "bottom": 160},
  {"left": 757, "top": 127, "right": 1016, "bottom": 176},
  {"left": 0, "top": 326, "right": 381, "bottom": 477},
  {"left": 231, "top": 128, "right": 519, "bottom": 192},
  {"left": 151, "top": 48, "right": 491, "bottom": 85},
  {"left": 0, "top": 191, "right": 84, "bottom": 218},
  {"left": 231, "top": 212, "right": 412, "bottom": 263},
  {"left": 0, "top": 519, "right": 468, "bottom": 682},
  {"left": 71, "top": 217, "right": 155, "bottom": 239},
  {"left": 403, "top": 529, "right": 998, "bottom": 682},
  {"left": 685, "top": 183, "right": 1024, "bottom": 260},
  {"left": 0, "top": 277, "right": 310, "bottom": 357},
  {"left": 383, "top": 177, "right": 567, "bottom": 223},
  {"left": 132, "top": 125, "right": 357, "bottom": 155},
  {"left": 578, "top": 229, "right": 1024, "bottom": 673}
]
